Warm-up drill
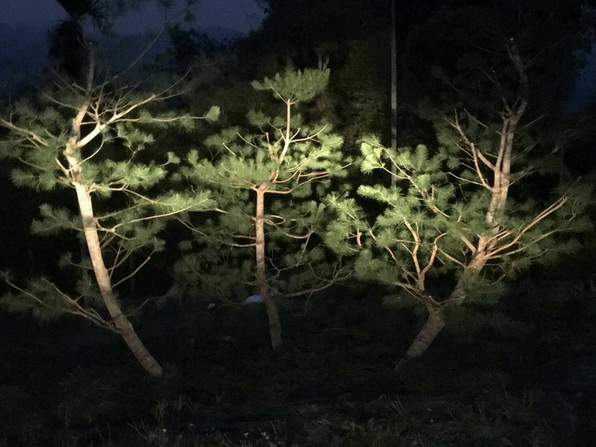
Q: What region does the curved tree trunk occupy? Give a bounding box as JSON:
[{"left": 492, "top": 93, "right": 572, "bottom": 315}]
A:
[
  {"left": 58, "top": 92, "right": 163, "bottom": 376},
  {"left": 255, "top": 185, "right": 283, "bottom": 350},
  {"left": 395, "top": 254, "right": 488, "bottom": 371},
  {"left": 62, "top": 99, "right": 162, "bottom": 376},
  {"left": 395, "top": 306, "right": 445, "bottom": 371},
  {"left": 62, "top": 99, "right": 163, "bottom": 376},
  {"left": 73, "top": 182, "right": 163, "bottom": 376},
  {"left": 395, "top": 40, "right": 529, "bottom": 372}
]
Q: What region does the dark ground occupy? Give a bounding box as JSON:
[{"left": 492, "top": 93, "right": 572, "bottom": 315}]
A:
[{"left": 1, "top": 281, "right": 596, "bottom": 446}]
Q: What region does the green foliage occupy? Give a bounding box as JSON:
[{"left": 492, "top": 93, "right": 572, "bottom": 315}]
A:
[
  {"left": 252, "top": 66, "right": 330, "bottom": 104},
  {"left": 169, "top": 247, "right": 255, "bottom": 301},
  {"left": 0, "top": 273, "right": 74, "bottom": 321},
  {"left": 0, "top": 81, "right": 219, "bottom": 321},
  {"left": 203, "top": 105, "right": 221, "bottom": 124},
  {"left": 31, "top": 205, "right": 79, "bottom": 235},
  {"left": 325, "top": 128, "right": 591, "bottom": 304},
  {"left": 172, "top": 67, "right": 350, "bottom": 302},
  {"left": 303, "top": 396, "right": 555, "bottom": 447}
]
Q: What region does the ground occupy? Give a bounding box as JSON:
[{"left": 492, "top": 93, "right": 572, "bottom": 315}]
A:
[{"left": 1, "top": 281, "right": 595, "bottom": 446}]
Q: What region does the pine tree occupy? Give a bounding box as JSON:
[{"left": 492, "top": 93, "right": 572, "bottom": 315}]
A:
[
  {"left": 324, "top": 39, "right": 592, "bottom": 370},
  {"left": 0, "top": 62, "right": 219, "bottom": 376},
  {"left": 174, "top": 66, "right": 351, "bottom": 350}
]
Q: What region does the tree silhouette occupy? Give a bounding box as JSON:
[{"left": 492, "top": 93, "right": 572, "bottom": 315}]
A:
[{"left": 49, "top": 0, "right": 106, "bottom": 80}]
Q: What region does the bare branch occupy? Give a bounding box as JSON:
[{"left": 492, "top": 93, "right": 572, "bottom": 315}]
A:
[{"left": 112, "top": 252, "right": 154, "bottom": 289}]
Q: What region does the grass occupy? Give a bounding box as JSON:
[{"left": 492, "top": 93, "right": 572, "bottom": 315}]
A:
[
  {"left": 29, "top": 395, "right": 555, "bottom": 447},
  {"left": 1, "top": 283, "right": 595, "bottom": 445}
]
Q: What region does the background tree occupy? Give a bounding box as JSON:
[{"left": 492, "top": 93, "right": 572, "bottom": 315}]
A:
[
  {"left": 324, "top": 39, "right": 592, "bottom": 370},
  {"left": 235, "top": 0, "right": 393, "bottom": 150},
  {"left": 50, "top": 0, "right": 108, "bottom": 81},
  {"left": 174, "top": 66, "right": 350, "bottom": 350},
  {"left": 245, "top": 0, "right": 595, "bottom": 156},
  {"left": 0, "top": 62, "right": 219, "bottom": 376}
]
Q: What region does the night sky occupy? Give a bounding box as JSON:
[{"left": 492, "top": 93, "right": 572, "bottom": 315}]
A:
[
  {"left": 2, "top": 0, "right": 593, "bottom": 106},
  {"left": 2, "top": 0, "right": 266, "bottom": 34},
  {"left": 0, "top": 0, "right": 266, "bottom": 95}
]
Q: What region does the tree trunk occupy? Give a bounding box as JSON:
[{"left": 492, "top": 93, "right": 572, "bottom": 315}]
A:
[
  {"left": 60, "top": 98, "right": 162, "bottom": 376},
  {"left": 395, "top": 40, "right": 529, "bottom": 372},
  {"left": 395, "top": 255, "right": 488, "bottom": 371},
  {"left": 73, "top": 181, "right": 163, "bottom": 376},
  {"left": 395, "top": 306, "right": 445, "bottom": 371},
  {"left": 254, "top": 184, "right": 283, "bottom": 350}
]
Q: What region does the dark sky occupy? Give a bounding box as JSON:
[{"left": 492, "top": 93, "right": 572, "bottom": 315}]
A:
[
  {"left": 3, "top": 0, "right": 266, "bottom": 34},
  {"left": 1, "top": 0, "right": 594, "bottom": 106}
]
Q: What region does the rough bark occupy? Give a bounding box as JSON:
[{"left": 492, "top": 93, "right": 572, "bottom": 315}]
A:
[
  {"left": 395, "top": 306, "right": 445, "bottom": 371},
  {"left": 63, "top": 101, "right": 163, "bottom": 377},
  {"left": 448, "top": 252, "right": 489, "bottom": 305},
  {"left": 254, "top": 184, "right": 283, "bottom": 350},
  {"left": 396, "top": 254, "right": 489, "bottom": 370},
  {"left": 394, "top": 40, "right": 537, "bottom": 372},
  {"left": 73, "top": 182, "right": 163, "bottom": 377}
]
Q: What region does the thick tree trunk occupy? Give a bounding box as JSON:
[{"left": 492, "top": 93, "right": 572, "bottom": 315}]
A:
[
  {"left": 254, "top": 185, "right": 283, "bottom": 350},
  {"left": 395, "top": 40, "right": 530, "bottom": 372},
  {"left": 60, "top": 98, "right": 162, "bottom": 376},
  {"left": 396, "top": 255, "right": 488, "bottom": 371},
  {"left": 73, "top": 182, "right": 163, "bottom": 376},
  {"left": 448, "top": 253, "right": 488, "bottom": 305},
  {"left": 395, "top": 306, "right": 445, "bottom": 371}
]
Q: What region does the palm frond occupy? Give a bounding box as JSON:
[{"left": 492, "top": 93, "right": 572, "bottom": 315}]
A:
[
  {"left": 54, "top": 0, "right": 106, "bottom": 27},
  {"left": 49, "top": 20, "right": 88, "bottom": 80}
]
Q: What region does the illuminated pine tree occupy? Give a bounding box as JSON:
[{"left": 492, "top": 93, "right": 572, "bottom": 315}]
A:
[
  {"left": 0, "top": 64, "right": 219, "bottom": 376},
  {"left": 324, "top": 40, "right": 592, "bottom": 370},
  {"left": 174, "top": 66, "right": 351, "bottom": 350}
]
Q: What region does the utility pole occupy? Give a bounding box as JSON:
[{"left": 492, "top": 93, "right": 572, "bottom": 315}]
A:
[{"left": 390, "top": 0, "right": 398, "bottom": 186}]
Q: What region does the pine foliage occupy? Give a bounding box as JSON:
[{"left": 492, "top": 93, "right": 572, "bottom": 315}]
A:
[
  {"left": 326, "top": 130, "right": 591, "bottom": 302},
  {"left": 172, "top": 67, "right": 351, "bottom": 303},
  {"left": 0, "top": 81, "right": 217, "bottom": 321}
]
